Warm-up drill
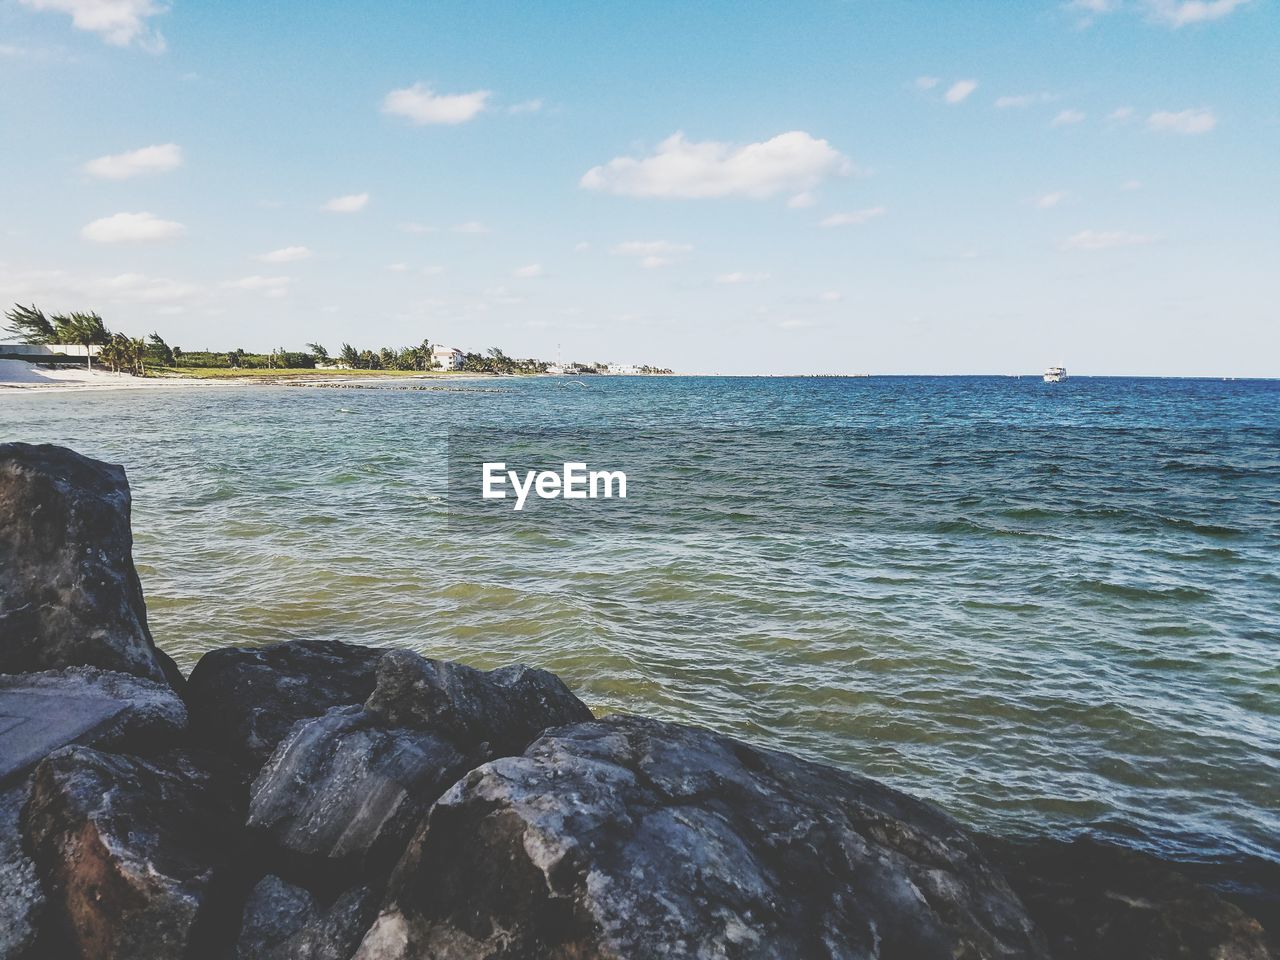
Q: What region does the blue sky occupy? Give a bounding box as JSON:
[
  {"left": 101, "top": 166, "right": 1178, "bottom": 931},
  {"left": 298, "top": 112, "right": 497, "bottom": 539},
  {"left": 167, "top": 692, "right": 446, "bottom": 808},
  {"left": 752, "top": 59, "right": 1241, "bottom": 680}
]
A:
[{"left": 1, "top": 0, "right": 1276, "bottom": 375}]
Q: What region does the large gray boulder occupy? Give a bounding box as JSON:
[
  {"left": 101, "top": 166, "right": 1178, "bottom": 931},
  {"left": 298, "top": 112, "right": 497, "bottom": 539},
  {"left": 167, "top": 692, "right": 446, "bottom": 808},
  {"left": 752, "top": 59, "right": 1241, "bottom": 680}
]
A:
[
  {"left": 356, "top": 715, "right": 1049, "bottom": 960},
  {"left": 233, "top": 875, "right": 321, "bottom": 959},
  {"left": 363, "top": 649, "right": 595, "bottom": 756},
  {"left": 0, "top": 667, "right": 186, "bottom": 787},
  {"left": 0, "top": 442, "right": 182, "bottom": 689},
  {"left": 22, "top": 745, "right": 242, "bottom": 960},
  {"left": 246, "top": 704, "right": 475, "bottom": 873},
  {"left": 246, "top": 650, "right": 593, "bottom": 873},
  {"left": 185, "top": 638, "right": 387, "bottom": 774}
]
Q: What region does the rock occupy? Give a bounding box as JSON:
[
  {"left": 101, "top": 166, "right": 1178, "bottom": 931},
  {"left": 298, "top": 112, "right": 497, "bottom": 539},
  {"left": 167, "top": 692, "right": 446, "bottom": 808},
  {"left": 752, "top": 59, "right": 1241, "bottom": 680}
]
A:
[
  {"left": 0, "top": 442, "right": 182, "bottom": 689},
  {"left": 186, "top": 639, "right": 386, "bottom": 774},
  {"left": 264, "top": 884, "right": 380, "bottom": 960},
  {"left": 363, "top": 648, "right": 594, "bottom": 755},
  {"left": 357, "top": 714, "right": 1049, "bottom": 960},
  {"left": 247, "top": 651, "right": 591, "bottom": 874},
  {"left": 232, "top": 877, "right": 379, "bottom": 960},
  {"left": 246, "top": 705, "right": 476, "bottom": 873},
  {"left": 234, "top": 875, "right": 320, "bottom": 960},
  {"left": 981, "top": 835, "right": 1273, "bottom": 960},
  {"left": 0, "top": 667, "right": 186, "bottom": 786},
  {"left": 22, "top": 745, "right": 243, "bottom": 960},
  {"left": 0, "top": 781, "right": 49, "bottom": 960}
]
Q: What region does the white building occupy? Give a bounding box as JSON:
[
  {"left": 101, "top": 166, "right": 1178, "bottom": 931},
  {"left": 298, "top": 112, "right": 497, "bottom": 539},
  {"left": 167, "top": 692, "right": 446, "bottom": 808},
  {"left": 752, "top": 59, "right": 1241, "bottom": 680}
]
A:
[
  {"left": 432, "top": 345, "right": 464, "bottom": 370},
  {"left": 0, "top": 343, "right": 101, "bottom": 358},
  {"left": 605, "top": 363, "right": 642, "bottom": 375}
]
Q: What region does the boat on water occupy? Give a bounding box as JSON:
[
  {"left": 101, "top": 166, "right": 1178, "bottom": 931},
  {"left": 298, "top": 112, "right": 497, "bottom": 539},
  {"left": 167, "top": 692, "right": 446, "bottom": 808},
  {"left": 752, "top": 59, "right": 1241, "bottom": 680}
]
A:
[{"left": 1043, "top": 365, "right": 1067, "bottom": 383}]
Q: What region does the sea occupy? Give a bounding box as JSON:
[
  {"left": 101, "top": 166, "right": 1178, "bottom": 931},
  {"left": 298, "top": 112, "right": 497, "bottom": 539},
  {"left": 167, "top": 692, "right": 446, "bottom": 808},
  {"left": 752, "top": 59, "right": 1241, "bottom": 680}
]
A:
[{"left": 3, "top": 375, "right": 1278, "bottom": 876}]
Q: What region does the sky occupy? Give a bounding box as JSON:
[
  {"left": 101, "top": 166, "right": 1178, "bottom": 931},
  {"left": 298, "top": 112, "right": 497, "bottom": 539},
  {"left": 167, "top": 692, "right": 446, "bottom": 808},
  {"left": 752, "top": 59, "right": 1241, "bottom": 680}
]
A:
[{"left": 1, "top": 0, "right": 1277, "bottom": 376}]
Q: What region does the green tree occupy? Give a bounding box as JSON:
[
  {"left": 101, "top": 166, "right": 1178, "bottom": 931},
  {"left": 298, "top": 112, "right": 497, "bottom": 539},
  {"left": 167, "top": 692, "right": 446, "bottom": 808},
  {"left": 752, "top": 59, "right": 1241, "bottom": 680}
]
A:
[
  {"left": 306, "top": 342, "right": 329, "bottom": 364},
  {"left": 3, "top": 303, "right": 56, "bottom": 344},
  {"left": 146, "top": 332, "right": 175, "bottom": 366},
  {"left": 338, "top": 343, "right": 359, "bottom": 367},
  {"left": 52, "top": 312, "right": 110, "bottom": 370}
]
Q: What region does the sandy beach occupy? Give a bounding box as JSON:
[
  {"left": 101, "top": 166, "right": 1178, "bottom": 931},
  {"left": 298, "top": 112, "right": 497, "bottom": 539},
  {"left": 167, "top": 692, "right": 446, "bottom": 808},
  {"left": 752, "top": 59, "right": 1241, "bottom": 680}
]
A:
[{"left": 0, "top": 359, "right": 208, "bottom": 391}]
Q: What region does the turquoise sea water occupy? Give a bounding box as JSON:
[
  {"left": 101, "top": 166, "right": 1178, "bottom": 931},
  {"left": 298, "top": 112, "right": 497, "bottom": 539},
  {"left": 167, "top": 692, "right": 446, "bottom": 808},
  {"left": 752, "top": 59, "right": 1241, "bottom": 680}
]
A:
[{"left": 3, "top": 376, "right": 1278, "bottom": 870}]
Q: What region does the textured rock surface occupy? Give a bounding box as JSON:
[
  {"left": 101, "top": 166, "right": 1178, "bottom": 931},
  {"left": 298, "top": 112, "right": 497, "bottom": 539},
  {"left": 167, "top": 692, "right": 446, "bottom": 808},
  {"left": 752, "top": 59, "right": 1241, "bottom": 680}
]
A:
[
  {"left": 247, "top": 704, "right": 475, "bottom": 872},
  {"left": 186, "top": 638, "right": 386, "bottom": 773},
  {"left": 983, "top": 835, "right": 1273, "bottom": 960},
  {"left": 233, "top": 877, "right": 379, "bottom": 960},
  {"left": 0, "top": 781, "right": 48, "bottom": 960},
  {"left": 22, "top": 745, "right": 242, "bottom": 960},
  {"left": 234, "top": 875, "right": 320, "bottom": 960},
  {"left": 0, "top": 667, "right": 186, "bottom": 773},
  {"left": 247, "top": 650, "right": 593, "bottom": 874},
  {"left": 0, "top": 442, "right": 181, "bottom": 688},
  {"left": 364, "top": 648, "right": 594, "bottom": 754},
  {"left": 357, "top": 714, "right": 1050, "bottom": 960}
]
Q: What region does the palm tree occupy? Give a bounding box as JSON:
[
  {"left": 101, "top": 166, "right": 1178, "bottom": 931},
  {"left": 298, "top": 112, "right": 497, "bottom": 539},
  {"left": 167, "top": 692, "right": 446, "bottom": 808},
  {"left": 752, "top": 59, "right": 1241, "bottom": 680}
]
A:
[
  {"left": 53, "top": 312, "right": 111, "bottom": 370},
  {"left": 3, "top": 303, "right": 56, "bottom": 344}
]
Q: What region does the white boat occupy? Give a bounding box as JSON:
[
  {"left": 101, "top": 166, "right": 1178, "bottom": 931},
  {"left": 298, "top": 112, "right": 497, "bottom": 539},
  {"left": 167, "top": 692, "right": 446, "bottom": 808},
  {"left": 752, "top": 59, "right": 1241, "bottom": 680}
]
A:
[{"left": 1043, "top": 365, "right": 1067, "bottom": 383}]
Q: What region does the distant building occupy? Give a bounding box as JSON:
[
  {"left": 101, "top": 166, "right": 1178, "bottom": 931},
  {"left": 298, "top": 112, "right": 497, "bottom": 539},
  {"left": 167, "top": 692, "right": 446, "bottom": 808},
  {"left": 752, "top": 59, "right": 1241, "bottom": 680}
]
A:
[
  {"left": 432, "top": 345, "right": 464, "bottom": 370},
  {"left": 605, "top": 363, "right": 642, "bottom": 375},
  {"left": 0, "top": 343, "right": 101, "bottom": 358}
]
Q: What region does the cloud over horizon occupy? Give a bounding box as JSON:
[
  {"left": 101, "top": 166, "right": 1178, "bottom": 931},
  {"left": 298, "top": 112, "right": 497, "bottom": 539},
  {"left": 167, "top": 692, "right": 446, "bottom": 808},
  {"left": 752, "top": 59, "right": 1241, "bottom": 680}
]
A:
[
  {"left": 1147, "top": 107, "right": 1217, "bottom": 133},
  {"left": 84, "top": 143, "right": 183, "bottom": 180},
  {"left": 581, "top": 132, "right": 851, "bottom": 200},
  {"left": 18, "top": 0, "right": 168, "bottom": 50},
  {"left": 81, "top": 211, "right": 185, "bottom": 243},
  {"left": 382, "top": 84, "right": 491, "bottom": 125},
  {"left": 324, "top": 193, "right": 369, "bottom": 213}
]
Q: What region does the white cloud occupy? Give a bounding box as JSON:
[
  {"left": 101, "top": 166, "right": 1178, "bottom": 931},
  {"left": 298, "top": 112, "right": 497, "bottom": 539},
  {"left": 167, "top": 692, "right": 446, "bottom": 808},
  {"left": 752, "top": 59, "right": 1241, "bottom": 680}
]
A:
[
  {"left": 1121, "top": 179, "right": 1144, "bottom": 190},
  {"left": 915, "top": 76, "right": 940, "bottom": 90},
  {"left": 581, "top": 131, "right": 851, "bottom": 200},
  {"left": 1051, "top": 109, "right": 1086, "bottom": 126},
  {"left": 453, "top": 221, "right": 490, "bottom": 234},
  {"left": 995, "top": 92, "right": 1054, "bottom": 109},
  {"left": 1145, "top": 0, "right": 1250, "bottom": 26},
  {"left": 224, "top": 275, "right": 291, "bottom": 291},
  {"left": 324, "top": 193, "right": 369, "bottom": 213},
  {"left": 400, "top": 222, "right": 436, "bottom": 234},
  {"left": 819, "top": 206, "right": 886, "bottom": 228},
  {"left": 381, "top": 83, "right": 490, "bottom": 125},
  {"left": 641, "top": 256, "right": 670, "bottom": 269},
  {"left": 83, "top": 143, "right": 182, "bottom": 180},
  {"left": 256, "top": 245, "right": 312, "bottom": 263},
  {"left": 1061, "top": 229, "right": 1156, "bottom": 250},
  {"left": 81, "top": 211, "right": 185, "bottom": 243},
  {"left": 385, "top": 263, "right": 409, "bottom": 273},
  {"left": 612, "top": 241, "right": 692, "bottom": 257},
  {"left": 1035, "top": 191, "right": 1067, "bottom": 209},
  {"left": 88, "top": 272, "right": 199, "bottom": 303},
  {"left": 787, "top": 191, "right": 816, "bottom": 209},
  {"left": 1147, "top": 107, "right": 1216, "bottom": 134},
  {"left": 715, "top": 271, "right": 770, "bottom": 284},
  {"left": 944, "top": 80, "right": 978, "bottom": 104},
  {"left": 1107, "top": 106, "right": 1136, "bottom": 123},
  {"left": 17, "top": 0, "right": 167, "bottom": 50},
  {"left": 508, "top": 99, "right": 543, "bottom": 114},
  {"left": 513, "top": 263, "right": 544, "bottom": 278},
  {"left": 819, "top": 290, "right": 844, "bottom": 302},
  {"left": 573, "top": 241, "right": 591, "bottom": 252}
]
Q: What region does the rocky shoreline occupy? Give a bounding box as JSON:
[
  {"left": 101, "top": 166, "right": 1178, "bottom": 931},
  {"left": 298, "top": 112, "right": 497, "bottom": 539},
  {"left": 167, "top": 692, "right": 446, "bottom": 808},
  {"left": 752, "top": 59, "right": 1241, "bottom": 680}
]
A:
[{"left": 0, "top": 442, "right": 1273, "bottom": 959}]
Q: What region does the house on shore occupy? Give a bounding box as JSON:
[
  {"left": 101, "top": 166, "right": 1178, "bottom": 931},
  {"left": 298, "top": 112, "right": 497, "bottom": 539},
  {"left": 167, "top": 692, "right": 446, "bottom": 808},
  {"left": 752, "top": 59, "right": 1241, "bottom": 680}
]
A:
[{"left": 432, "top": 345, "right": 464, "bottom": 371}]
